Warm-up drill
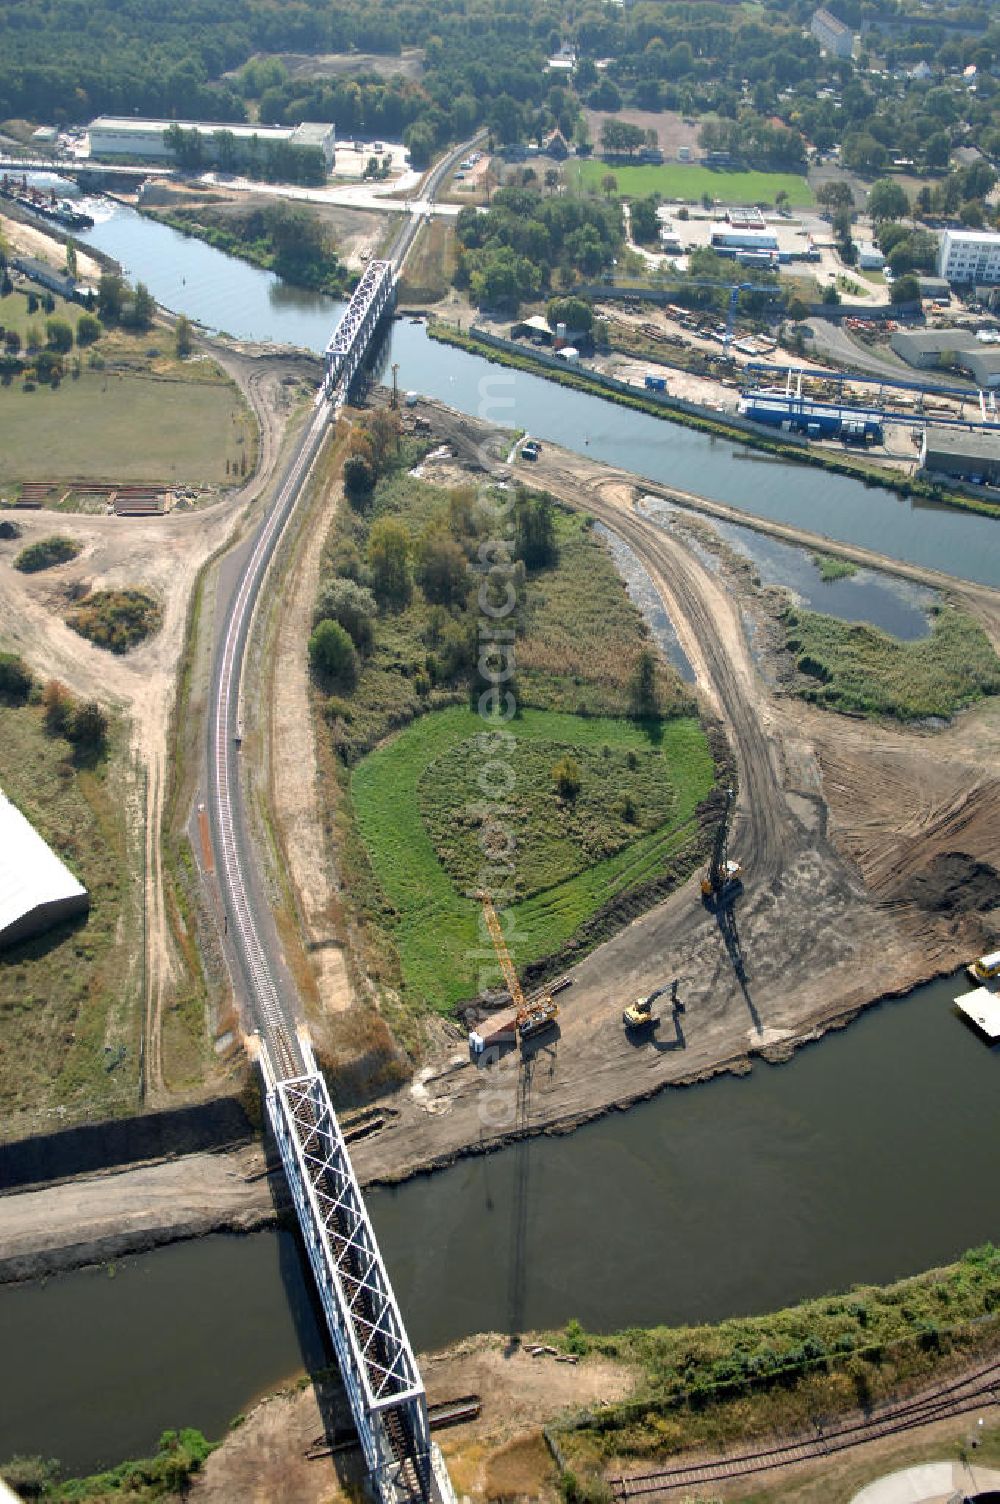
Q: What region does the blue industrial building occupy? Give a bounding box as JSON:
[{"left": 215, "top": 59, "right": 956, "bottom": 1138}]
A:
[{"left": 738, "top": 391, "right": 884, "bottom": 443}]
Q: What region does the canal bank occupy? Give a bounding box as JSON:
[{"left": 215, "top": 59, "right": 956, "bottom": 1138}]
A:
[{"left": 426, "top": 320, "right": 1000, "bottom": 523}]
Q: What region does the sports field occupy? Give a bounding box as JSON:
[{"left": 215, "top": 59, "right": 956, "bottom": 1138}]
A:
[
  {"left": 351, "top": 704, "right": 713, "bottom": 1014},
  {"left": 568, "top": 159, "right": 814, "bottom": 206}
]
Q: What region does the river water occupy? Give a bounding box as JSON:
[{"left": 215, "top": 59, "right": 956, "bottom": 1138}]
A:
[
  {"left": 1, "top": 189, "right": 997, "bottom": 1475},
  {"left": 72, "top": 197, "right": 1000, "bottom": 589}
]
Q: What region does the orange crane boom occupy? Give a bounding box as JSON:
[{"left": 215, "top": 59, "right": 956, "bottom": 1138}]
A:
[
  {"left": 471, "top": 892, "right": 559, "bottom": 1053},
  {"left": 479, "top": 891, "right": 526, "bottom": 1015}
]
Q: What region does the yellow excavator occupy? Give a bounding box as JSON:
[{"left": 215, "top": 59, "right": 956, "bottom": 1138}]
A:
[
  {"left": 701, "top": 786, "right": 742, "bottom": 906},
  {"left": 469, "top": 892, "right": 559, "bottom": 1054},
  {"left": 623, "top": 995, "right": 656, "bottom": 1030}
]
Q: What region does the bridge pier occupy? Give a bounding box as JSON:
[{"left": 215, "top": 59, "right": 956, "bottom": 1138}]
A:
[
  {"left": 323, "top": 259, "right": 396, "bottom": 404},
  {"left": 259, "top": 1035, "right": 455, "bottom": 1503}
]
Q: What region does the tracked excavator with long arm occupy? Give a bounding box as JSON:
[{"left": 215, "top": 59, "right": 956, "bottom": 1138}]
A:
[{"left": 701, "top": 786, "right": 742, "bottom": 907}]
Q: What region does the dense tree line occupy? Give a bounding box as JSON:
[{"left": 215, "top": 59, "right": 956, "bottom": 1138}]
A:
[
  {"left": 455, "top": 186, "right": 621, "bottom": 310},
  {"left": 164, "top": 124, "right": 326, "bottom": 186},
  {"left": 162, "top": 201, "right": 351, "bottom": 294},
  {"left": 3, "top": 0, "right": 999, "bottom": 215},
  {"left": 0, "top": 0, "right": 560, "bottom": 136}
]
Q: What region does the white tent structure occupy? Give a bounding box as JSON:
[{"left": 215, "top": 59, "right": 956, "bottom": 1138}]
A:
[{"left": 0, "top": 786, "right": 89, "bottom": 947}]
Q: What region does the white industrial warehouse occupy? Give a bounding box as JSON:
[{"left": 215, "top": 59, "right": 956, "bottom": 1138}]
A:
[
  {"left": 0, "top": 787, "right": 89, "bottom": 947},
  {"left": 87, "top": 116, "right": 336, "bottom": 170}
]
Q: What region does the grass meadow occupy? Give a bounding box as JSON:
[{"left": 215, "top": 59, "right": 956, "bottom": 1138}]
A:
[{"left": 351, "top": 705, "right": 713, "bottom": 1014}]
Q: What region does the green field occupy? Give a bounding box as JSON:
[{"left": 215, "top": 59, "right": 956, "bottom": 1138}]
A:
[
  {"left": 568, "top": 158, "right": 814, "bottom": 206},
  {"left": 351, "top": 705, "right": 713, "bottom": 1013},
  {"left": 0, "top": 369, "right": 252, "bottom": 486},
  {"left": 419, "top": 735, "right": 676, "bottom": 900}
]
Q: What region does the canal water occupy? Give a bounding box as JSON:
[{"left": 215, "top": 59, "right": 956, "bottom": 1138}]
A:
[
  {"left": 2, "top": 185, "right": 998, "bottom": 1476},
  {"left": 67, "top": 195, "right": 1000, "bottom": 589},
  {"left": 1, "top": 975, "right": 997, "bottom": 1474}
]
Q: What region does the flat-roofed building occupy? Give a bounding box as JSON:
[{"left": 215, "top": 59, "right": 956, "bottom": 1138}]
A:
[
  {"left": 958, "top": 348, "right": 1000, "bottom": 388},
  {"left": 0, "top": 787, "right": 89, "bottom": 948},
  {"left": 854, "top": 241, "right": 885, "bottom": 270},
  {"left": 938, "top": 228, "right": 1000, "bottom": 286},
  {"left": 87, "top": 116, "right": 336, "bottom": 170},
  {"left": 811, "top": 7, "right": 854, "bottom": 58},
  {"left": 710, "top": 228, "right": 779, "bottom": 252},
  {"left": 920, "top": 425, "right": 1000, "bottom": 485},
  {"left": 889, "top": 327, "right": 979, "bottom": 368}
]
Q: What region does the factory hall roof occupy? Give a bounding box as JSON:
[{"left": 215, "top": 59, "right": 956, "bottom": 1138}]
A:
[{"left": 923, "top": 425, "right": 1000, "bottom": 462}]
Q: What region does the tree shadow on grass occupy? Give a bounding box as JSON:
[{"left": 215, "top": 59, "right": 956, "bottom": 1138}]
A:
[{"left": 636, "top": 715, "right": 664, "bottom": 749}]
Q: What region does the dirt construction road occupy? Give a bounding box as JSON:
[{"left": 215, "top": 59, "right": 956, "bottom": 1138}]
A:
[{"left": 349, "top": 437, "right": 1000, "bottom": 1187}]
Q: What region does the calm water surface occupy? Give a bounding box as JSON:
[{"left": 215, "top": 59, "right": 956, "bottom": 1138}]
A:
[{"left": 641, "top": 496, "right": 938, "bottom": 640}]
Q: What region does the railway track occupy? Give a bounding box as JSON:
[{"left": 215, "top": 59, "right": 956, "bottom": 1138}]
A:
[
  {"left": 207, "top": 130, "right": 482, "bottom": 1079},
  {"left": 609, "top": 1355, "right": 1000, "bottom": 1498}
]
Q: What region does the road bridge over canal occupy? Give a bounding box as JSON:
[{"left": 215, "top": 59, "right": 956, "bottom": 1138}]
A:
[{"left": 0, "top": 155, "right": 172, "bottom": 183}]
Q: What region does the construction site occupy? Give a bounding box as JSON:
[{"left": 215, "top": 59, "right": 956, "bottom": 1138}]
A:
[
  {"left": 319, "top": 415, "right": 1000, "bottom": 1189},
  {"left": 2, "top": 178, "right": 1000, "bottom": 1504}
]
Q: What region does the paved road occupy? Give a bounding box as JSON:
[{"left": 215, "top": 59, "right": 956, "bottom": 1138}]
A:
[{"left": 807, "top": 316, "right": 976, "bottom": 394}]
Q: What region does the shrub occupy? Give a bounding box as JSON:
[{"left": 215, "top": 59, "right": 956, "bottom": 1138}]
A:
[
  {"left": 560, "top": 1472, "right": 611, "bottom": 1504},
  {"left": 0, "top": 520, "right": 22, "bottom": 539},
  {"left": 368, "top": 517, "right": 412, "bottom": 607},
  {"left": 0, "top": 651, "right": 32, "bottom": 703},
  {"left": 67, "top": 588, "right": 162, "bottom": 653},
  {"left": 70, "top": 700, "right": 109, "bottom": 752},
  {"left": 313, "top": 577, "right": 377, "bottom": 652},
  {"left": 552, "top": 753, "right": 582, "bottom": 800},
  {"left": 45, "top": 317, "right": 74, "bottom": 353},
  {"left": 42, "top": 679, "right": 73, "bottom": 735},
  {"left": 33, "top": 348, "right": 63, "bottom": 384},
  {"left": 13, "top": 535, "right": 81, "bottom": 573},
  {"left": 565, "top": 1317, "right": 591, "bottom": 1356},
  {"left": 175, "top": 314, "right": 193, "bottom": 357},
  {"left": 0, "top": 1455, "right": 60, "bottom": 1497},
  {"left": 309, "top": 618, "right": 357, "bottom": 686},
  {"left": 415, "top": 526, "right": 469, "bottom": 606},
  {"left": 75, "top": 312, "right": 101, "bottom": 347},
  {"left": 343, "top": 454, "right": 375, "bottom": 505}
]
